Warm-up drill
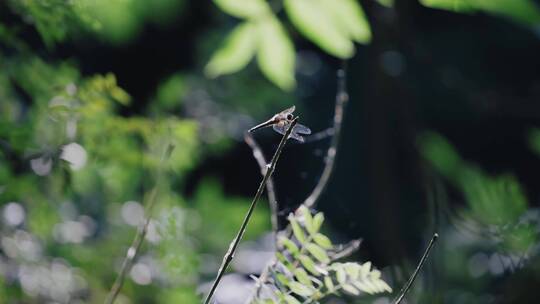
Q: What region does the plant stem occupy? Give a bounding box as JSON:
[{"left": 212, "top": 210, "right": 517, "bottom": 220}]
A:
[
  {"left": 105, "top": 144, "right": 174, "bottom": 304},
  {"left": 203, "top": 118, "right": 299, "bottom": 304},
  {"left": 244, "top": 133, "right": 279, "bottom": 236},
  {"left": 304, "top": 63, "right": 349, "bottom": 208},
  {"left": 393, "top": 233, "right": 439, "bottom": 304},
  {"left": 329, "top": 239, "right": 362, "bottom": 262}
]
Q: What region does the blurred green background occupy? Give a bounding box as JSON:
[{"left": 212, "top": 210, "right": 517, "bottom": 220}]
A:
[{"left": 1, "top": 0, "right": 540, "bottom": 303}]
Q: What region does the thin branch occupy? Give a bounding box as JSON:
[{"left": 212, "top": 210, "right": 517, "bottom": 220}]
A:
[
  {"left": 329, "top": 239, "right": 362, "bottom": 262},
  {"left": 244, "top": 133, "right": 279, "bottom": 235},
  {"left": 393, "top": 233, "right": 439, "bottom": 304},
  {"left": 304, "top": 63, "right": 349, "bottom": 208},
  {"left": 105, "top": 144, "right": 174, "bottom": 304},
  {"left": 203, "top": 118, "right": 299, "bottom": 304},
  {"left": 245, "top": 259, "right": 275, "bottom": 304}
]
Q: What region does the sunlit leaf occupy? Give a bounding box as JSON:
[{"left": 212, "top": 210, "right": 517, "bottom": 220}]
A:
[
  {"left": 306, "top": 243, "right": 330, "bottom": 264},
  {"left": 294, "top": 268, "right": 313, "bottom": 287},
  {"left": 288, "top": 281, "right": 314, "bottom": 297},
  {"left": 205, "top": 22, "right": 257, "bottom": 78},
  {"left": 317, "top": 0, "right": 372, "bottom": 43},
  {"left": 324, "top": 276, "right": 334, "bottom": 291},
  {"left": 283, "top": 0, "right": 354, "bottom": 58},
  {"left": 361, "top": 261, "right": 372, "bottom": 275},
  {"left": 420, "top": 0, "right": 540, "bottom": 25},
  {"left": 289, "top": 215, "right": 306, "bottom": 244},
  {"left": 376, "top": 0, "right": 394, "bottom": 7},
  {"left": 299, "top": 254, "right": 320, "bottom": 275},
  {"left": 298, "top": 205, "right": 315, "bottom": 233},
  {"left": 256, "top": 17, "right": 296, "bottom": 90},
  {"left": 343, "top": 262, "right": 360, "bottom": 279},
  {"left": 213, "top": 0, "right": 271, "bottom": 19},
  {"left": 312, "top": 213, "right": 324, "bottom": 233},
  {"left": 279, "top": 236, "right": 300, "bottom": 255},
  {"left": 353, "top": 280, "right": 375, "bottom": 294},
  {"left": 336, "top": 266, "right": 347, "bottom": 284},
  {"left": 284, "top": 295, "right": 301, "bottom": 304},
  {"left": 343, "top": 284, "right": 360, "bottom": 295},
  {"left": 313, "top": 233, "right": 333, "bottom": 249},
  {"left": 276, "top": 272, "right": 290, "bottom": 287}
]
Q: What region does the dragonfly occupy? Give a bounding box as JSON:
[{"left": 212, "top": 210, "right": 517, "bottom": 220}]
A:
[{"left": 248, "top": 106, "right": 312, "bottom": 142}]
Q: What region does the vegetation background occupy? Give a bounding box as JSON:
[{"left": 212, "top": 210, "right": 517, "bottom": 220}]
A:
[{"left": 1, "top": 0, "right": 540, "bottom": 303}]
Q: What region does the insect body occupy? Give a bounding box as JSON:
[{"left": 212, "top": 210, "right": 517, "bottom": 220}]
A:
[{"left": 249, "top": 106, "right": 311, "bottom": 142}]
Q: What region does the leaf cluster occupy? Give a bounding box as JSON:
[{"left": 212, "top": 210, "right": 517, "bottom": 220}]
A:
[
  {"left": 253, "top": 205, "right": 391, "bottom": 303},
  {"left": 206, "top": 0, "right": 371, "bottom": 90}
]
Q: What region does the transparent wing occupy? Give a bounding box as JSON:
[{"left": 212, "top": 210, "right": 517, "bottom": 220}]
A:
[
  {"left": 294, "top": 123, "right": 311, "bottom": 135},
  {"left": 272, "top": 124, "right": 287, "bottom": 135},
  {"left": 289, "top": 132, "right": 305, "bottom": 142},
  {"left": 273, "top": 124, "right": 305, "bottom": 142},
  {"left": 279, "top": 105, "right": 296, "bottom": 116}
]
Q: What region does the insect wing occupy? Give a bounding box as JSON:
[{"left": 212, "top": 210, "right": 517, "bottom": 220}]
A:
[
  {"left": 279, "top": 105, "right": 296, "bottom": 116},
  {"left": 272, "top": 124, "right": 287, "bottom": 135},
  {"left": 289, "top": 132, "right": 305, "bottom": 142},
  {"left": 294, "top": 123, "right": 311, "bottom": 135},
  {"left": 272, "top": 124, "right": 305, "bottom": 142}
]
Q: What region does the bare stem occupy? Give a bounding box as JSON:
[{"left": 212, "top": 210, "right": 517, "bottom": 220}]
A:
[
  {"left": 203, "top": 118, "right": 299, "bottom": 304},
  {"left": 330, "top": 239, "right": 362, "bottom": 262},
  {"left": 244, "top": 133, "right": 279, "bottom": 235},
  {"left": 104, "top": 144, "right": 174, "bottom": 304},
  {"left": 304, "top": 63, "right": 349, "bottom": 208},
  {"left": 393, "top": 233, "right": 439, "bottom": 304}
]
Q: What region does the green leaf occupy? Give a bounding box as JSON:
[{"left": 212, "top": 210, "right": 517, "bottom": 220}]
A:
[
  {"left": 324, "top": 276, "right": 334, "bottom": 291},
  {"left": 205, "top": 22, "right": 257, "bottom": 78},
  {"left": 317, "top": 0, "right": 372, "bottom": 43},
  {"left": 289, "top": 215, "right": 306, "bottom": 244},
  {"left": 288, "top": 281, "right": 314, "bottom": 297},
  {"left": 343, "top": 262, "right": 360, "bottom": 279},
  {"left": 294, "top": 268, "right": 313, "bottom": 287},
  {"left": 336, "top": 266, "right": 347, "bottom": 285},
  {"left": 312, "top": 213, "right": 324, "bottom": 233},
  {"left": 284, "top": 295, "right": 302, "bottom": 304},
  {"left": 375, "top": 279, "right": 393, "bottom": 292},
  {"left": 298, "top": 205, "right": 315, "bottom": 234},
  {"left": 276, "top": 252, "right": 289, "bottom": 264},
  {"left": 313, "top": 233, "right": 333, "bottom": 249},
  {"left": 376, "top": 0, "right": 394, "bottom": 7},
  {"left": 298, "top": 254, "right": 320, "bottom": 275},
  {"left": 279, "top": 236, "right": 300, "bottom": 255},
  {"left": 419, "top": 0, "right": 540, "bottom": 25},
  {"left": 284, "top": 0, "right": 354, "bottom": 58},
  {"left": 213, "top": 0, "right": 271, "bottom": 19},
  {"left": 276, "top": 272, "right": 290, "bottom": 287},
  {"left": 342, "top": 284, "right": 360, "bottom": 295},
  {"left": 360, "top": 261, "right": 372, "bottom": 275},
  {"left": 306, "top": 243, "right": 330, "bottom": 264},
  {"left": 419, "top": 0, "right": 474, "bottom": 12},
  {"left": 353, "top": 280, "right": 375, "bottom": 294},
  {"left": 256, "top": 17, "right": 296, "bottom": 90}
]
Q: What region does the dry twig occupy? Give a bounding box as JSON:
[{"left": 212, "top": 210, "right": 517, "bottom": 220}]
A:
[{"left": 304, "top": 63, "right": 349, "bottom": 208}]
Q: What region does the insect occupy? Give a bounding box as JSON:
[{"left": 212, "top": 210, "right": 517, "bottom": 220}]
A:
[{"left": 248, "top": 106, "right": 312, "bottom": 142}]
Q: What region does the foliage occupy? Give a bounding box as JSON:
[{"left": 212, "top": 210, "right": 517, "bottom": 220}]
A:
[
  {"left": 419, "top": 132, "right": 538, "bottom": 254},
  {"left": 6, "top": 0, "right": 187, "bottom": 45},
  {"left": 251, "top": 205, "right": 391, "bottom": 303},
  {"left": 419, "top": 0, "right": 540, "bottom": 25},
  {"left": 206, "top": 0, "right": 371, "bottom": 90}
]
